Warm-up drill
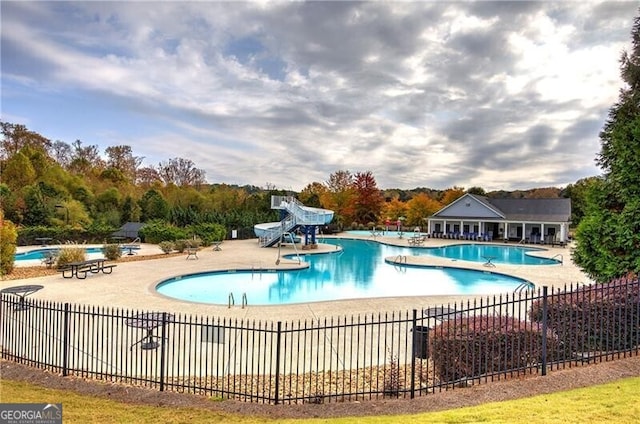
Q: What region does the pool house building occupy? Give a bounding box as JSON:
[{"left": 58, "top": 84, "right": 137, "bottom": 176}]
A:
[{"left": 426, "top": 193, "right": 571, "bottom": 244}]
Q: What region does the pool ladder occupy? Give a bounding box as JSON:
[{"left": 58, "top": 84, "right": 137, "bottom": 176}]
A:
[
  {"left": 228, "top": 292, "right": 248, "bottom": 309},
  {"left": 514, "top": 282, "right": 533, "bottom": 294},
  {"left": 551, "top": 253, "right": 563, "bottom": 265}
]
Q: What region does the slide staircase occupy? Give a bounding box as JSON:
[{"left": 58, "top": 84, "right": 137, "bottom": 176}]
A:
[{"left": 256, "top": 196, "right": 334, "bottom": 247}]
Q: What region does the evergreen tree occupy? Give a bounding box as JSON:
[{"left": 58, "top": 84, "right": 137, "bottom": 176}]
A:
[{"left": 573, "top": 14, "right": 640, "bottom": 282}]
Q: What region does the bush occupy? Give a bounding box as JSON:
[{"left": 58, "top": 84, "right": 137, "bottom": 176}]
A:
[
  {"left": 186, "top": 223, "right": 226, "bottom": 245},
  {"left": 430, "top": 315, "right": 559, "bottom": 384},
  {"left": 139, "top": 220, "right": 189, "bottom": 244},
  {"left": 0, "top": 215, "right": 17, "bottom": 275},
  {"left": 56, "top": 247, "right": 86, "bottom": 268},
  {"left": 173, "top": 239, "right": 189, "bottom": 253},
  {"left": 530, "top": 276, "right": 640, "bottom": 353},
  {"left": 159, "top": 241, "right": 175, "bottom": 254},
  {"left": 17, "top": 224, "right": 117, "bottom": 245},
  {"left": 101, "top": 243, "right": 122, "bottom": 261}
]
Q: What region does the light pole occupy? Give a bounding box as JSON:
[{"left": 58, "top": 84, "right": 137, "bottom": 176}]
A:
[{"left": 55, "top": 205, "right": 69, "bottom": 225}]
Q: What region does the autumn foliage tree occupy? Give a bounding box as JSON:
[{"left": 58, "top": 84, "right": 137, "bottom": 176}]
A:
[
  {"left": 406, "top": 193, "right": 442, "bottom": 227},
  {"left": 353, "top": 171, "right": 384, "bottom": 225},
  {"left": 320, "top": 170, "right": 357, "bottom": 228}
]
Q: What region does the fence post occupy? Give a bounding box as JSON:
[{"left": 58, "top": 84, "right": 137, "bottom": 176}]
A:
[
  {"left": 410, "top": 309, "right": 417, "bottom": 399},
  {"left": 274, "top": 321, "right": 282, "bottom": 405},
  {"left": 62, "top": 303, "right": 70, "bottom": 376},
  {"left": 159, "top": 312, "right": 167, "bottom": 392},
  {"left": 541, "top": 286, "right": 548, "bottom": 376}
]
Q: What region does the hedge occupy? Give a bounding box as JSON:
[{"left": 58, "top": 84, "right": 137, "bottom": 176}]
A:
[
  {"left": 530, "top": 276, "right": 640, "bottom": 353},
  {"left": 429, "top": 315, "right": 559, "bottom": 384}
]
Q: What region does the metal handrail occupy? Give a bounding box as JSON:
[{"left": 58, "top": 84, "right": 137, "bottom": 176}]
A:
[
  {"left": 228, "top": 293, "right": 235, "bottom": 309},
  {"left": 241, "top": 293, "right": 248, "bottom": 309},
  {"left": 514, "top": 282, "right": 533, "bottom": 293},
  {"left": 551, "top": 254, "right": 563, "bottom": 265}
]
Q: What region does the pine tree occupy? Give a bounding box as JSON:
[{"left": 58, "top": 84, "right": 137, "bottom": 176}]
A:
[{"left": 573, "top": 13, "right": 640, "bottom": 281}]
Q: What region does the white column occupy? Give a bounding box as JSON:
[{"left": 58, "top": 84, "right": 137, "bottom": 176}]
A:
[{"left": 560, "top": 223, "right": 566, "bottom": 242}]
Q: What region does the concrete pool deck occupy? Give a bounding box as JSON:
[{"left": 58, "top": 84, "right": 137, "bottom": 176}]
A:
[{"left": 2, "top": 235, "right": 592, "bottom": 321}]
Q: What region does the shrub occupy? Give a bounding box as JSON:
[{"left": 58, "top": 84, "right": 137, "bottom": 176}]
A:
[
  {"left": 101, "top": 243, "right": 122, "bottom": 261},
  {"left": 383, "top": 350, "right": 402, "bottom": 397},
  {"left": 0, "top": 215, "right": 17, "bottom": 275},
  {"left": 139, "top": 220, "right": 188, "bottom": 244},
  {"left": 159, "top": 241, "right": 175, "bottom": 254},
  {"left": 56, "top": 247, "right": 86, "bottom": 268},
  {"left": 430, "top": 315, "right": 559, "bottom": 384},
  {"left": 185, "top": 237, "right": 202, "bottom": 249},
  {"left": 173, "top": 239, "right": 189, "bottom": 253},
  {"left": 530, "top": 276, "right": 640, "bottom": 353},
  {"left": 186, "top": 223, "right": 226, "bottom": 245}
]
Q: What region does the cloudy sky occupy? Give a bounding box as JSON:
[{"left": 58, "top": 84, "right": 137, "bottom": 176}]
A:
[{"left": 2, "top": 1, "right": 638, "bottom": 191}]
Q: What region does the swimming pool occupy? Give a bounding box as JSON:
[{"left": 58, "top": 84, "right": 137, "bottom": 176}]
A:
[
  {"left": 345, "top": 231, "right": 558, "bottom": 265},
  {"left": 14, "top": 246, "right": 139, "bottom": 261},
  {"left": 156, "top": 239, "right": 531, "bottom": 305}
]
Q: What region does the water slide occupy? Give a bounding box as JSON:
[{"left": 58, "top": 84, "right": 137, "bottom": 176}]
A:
[{"left": 254, "top": 196, "right": 334, "bottom": 247}]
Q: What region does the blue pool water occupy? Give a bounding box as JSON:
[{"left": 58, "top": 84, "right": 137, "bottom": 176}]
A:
[
  {"left": 156, "top": 239, "right": 532, "bottom": 305},
  {"left": 15, "top": 246, "right": 139, "bottom": 261},
  {"left": 422, "top": 244, "right": 557, "bottom": 265},
  {"left": 346, "top": 231, "right": 557, "bottom": 266}
]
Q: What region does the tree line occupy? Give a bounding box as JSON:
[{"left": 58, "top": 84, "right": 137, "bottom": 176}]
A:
[{"left": 1, "top": 120, "right": 591, "bottom": 238}]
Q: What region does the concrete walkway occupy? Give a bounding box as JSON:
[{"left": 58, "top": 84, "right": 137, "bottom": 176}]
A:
[{"left": 3, "top": 235, "right": 591, "bottom": 322}]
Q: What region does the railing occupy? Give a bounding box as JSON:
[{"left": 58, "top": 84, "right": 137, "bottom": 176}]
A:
[
  {"left": 259, "top": 214, "right": 298, "bottom": 247},
  {"left": 551, "top": 254, "right": 563, "bottom": 265},
  {"left": 514, "top": 281, "right": 533, "bottom": 293},
  {"left": 1, "top": 279, "right": 639, "bottom": 404}
]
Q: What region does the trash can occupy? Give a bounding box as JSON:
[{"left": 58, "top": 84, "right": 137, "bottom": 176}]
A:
[{"left": 412, "top": 325, "right": 430, "bottom": 359}]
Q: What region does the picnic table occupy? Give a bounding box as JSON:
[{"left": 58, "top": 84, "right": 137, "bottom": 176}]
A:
[
  {"left": 122, "top": 244, "right": 138, "bottom": 255},
  {"left": 1, "top": 284, "right": 44, "bottom": 311},
  {"left": 58, "top": 259, "right": 117, "bottom": 279},
  {"left": 126, "top": 312, "right": 175, "bottom": 350}
]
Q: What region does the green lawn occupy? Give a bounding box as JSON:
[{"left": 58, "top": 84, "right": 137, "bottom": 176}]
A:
[{"left": 1, "top": 377, "right": 640, "bottom": 423}]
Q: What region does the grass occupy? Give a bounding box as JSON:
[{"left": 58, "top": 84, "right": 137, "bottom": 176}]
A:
[{"left": 1, "top": 377, "right": 640, "bottom": 423}]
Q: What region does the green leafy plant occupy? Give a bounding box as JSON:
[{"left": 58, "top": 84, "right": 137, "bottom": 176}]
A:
[
  {"left": 101, "top": 243, "right": 122, "bottom": 261},
  {"left": 158, "top": 241, "right": 175, "bottom": 254},
  {"left": 56, "top": 247, "right": 86, "bottom": 268},
  {"left": 0, "top": 215, "right": 17, "bottom": 275}
]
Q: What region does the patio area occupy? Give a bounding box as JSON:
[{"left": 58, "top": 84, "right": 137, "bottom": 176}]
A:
[{"left": 3, "top": 235, "right": 591, "bottom": 321}]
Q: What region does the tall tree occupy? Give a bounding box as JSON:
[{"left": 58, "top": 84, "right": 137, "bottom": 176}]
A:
[
  {"left": 320, "top": 170, "right": 356, "bottom": 227},
  {"left": 406, "top": 193, "right": 442, "bottom": 227},
  {"left": 573, "top": 13, "right": 640, "bottom": 281},
  {"left": 69, "top": 140, "right": 104, "bottom": 175},
  {"left": 440, "top": 186, "right": 465, "bottom": 205},
  {"left": 105, "top": 145, "right": 144, "bottom": 183},
  {"left": 298, "top": 182, "right": 327, "bottom": 208},
  {"left": 352, "top": 171, "right": 384, "bottom": 225},
  {"left": 158, "top": 157, "right": 206, "bottom": 187},
  {"left": 0, "top": 121, "right": 51, "bottom": 160}
]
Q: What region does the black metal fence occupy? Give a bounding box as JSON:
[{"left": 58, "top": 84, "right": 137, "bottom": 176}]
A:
[{"left": 1, "top": 278, "right": 639, "bottom": 404}]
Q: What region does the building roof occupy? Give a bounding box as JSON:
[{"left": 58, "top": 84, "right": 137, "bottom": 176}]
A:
[
  {"left": 486, "top": 197, "right": 571, "bottom": 222},
  {"left": 111, "top": 222, "right": 146, "bottom": 239},
  {"left": 431, "top": 194, "right": 571, "bottom": 223}
]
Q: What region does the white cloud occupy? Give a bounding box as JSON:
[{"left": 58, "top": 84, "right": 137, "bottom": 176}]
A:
[{"left": 1, "top": 1, "right": 637, "bottom": 191}]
